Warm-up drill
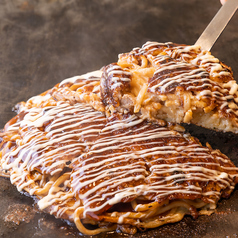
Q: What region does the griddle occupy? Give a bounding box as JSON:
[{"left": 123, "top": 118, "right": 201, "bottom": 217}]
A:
[{"left": 0, "top": 0, "right": 238, "bottom": 237}]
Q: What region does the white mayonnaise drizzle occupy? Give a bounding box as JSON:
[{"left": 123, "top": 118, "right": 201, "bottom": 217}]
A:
[
  {"left": 70, "top": 112, "right": 237, "bottom": 217},
  {"left": 2, "top": 42, "right": 238, "bottom": 221},
  {"left": 2, "top": 99, "right": 238, "bottom": 219},
  {"left": 59, "top": 70, "right": 102, "bottom": 87},
  {"left": 106, "top": 64, "right": 131, "bottom": 90}
]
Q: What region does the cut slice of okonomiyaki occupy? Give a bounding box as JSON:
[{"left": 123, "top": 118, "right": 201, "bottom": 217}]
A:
[
  {"left": 1, "top": 76, "right": 238, "bottom": 235},
  {"left": 15, "top": 70, "right": 104, "bottom": 114},
  {"left": 100, "top": 41, "right": 238, "bottom": 133}
]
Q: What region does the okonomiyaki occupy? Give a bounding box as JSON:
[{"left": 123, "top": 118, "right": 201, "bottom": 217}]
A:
[
  {"left": 101, "top": 41, "right": 238, "bottom": 133},
  {"left": 1, "top": 68, "right": 238, "bottom": 235}
]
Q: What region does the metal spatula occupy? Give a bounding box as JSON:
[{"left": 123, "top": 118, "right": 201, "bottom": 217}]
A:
[{"left": 195, "top": 0, "right": 238, "bottom": 51}]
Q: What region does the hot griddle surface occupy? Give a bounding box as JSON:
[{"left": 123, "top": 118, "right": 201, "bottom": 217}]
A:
[{"left": 0, "top": 0, "right": 238, "bottom": 237}]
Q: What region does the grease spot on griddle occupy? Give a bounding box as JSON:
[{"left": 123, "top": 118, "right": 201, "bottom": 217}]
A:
[
  {"left": 38, "top": 217, "right": 57, "bottom": 230},
  {"left": 4, "top": 204, "right": 35, "bottom": 226}
]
